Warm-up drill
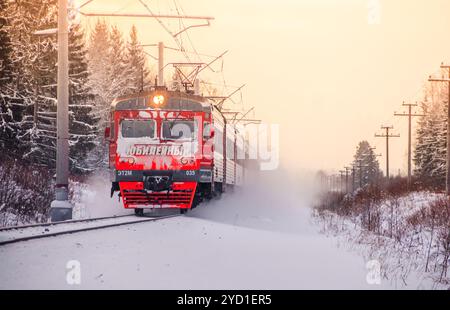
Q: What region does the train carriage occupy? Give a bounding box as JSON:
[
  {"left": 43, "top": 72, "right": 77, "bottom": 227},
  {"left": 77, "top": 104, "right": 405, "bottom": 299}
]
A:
[{"left": 105, "top": 87, "right": 245, "bottom": 215}]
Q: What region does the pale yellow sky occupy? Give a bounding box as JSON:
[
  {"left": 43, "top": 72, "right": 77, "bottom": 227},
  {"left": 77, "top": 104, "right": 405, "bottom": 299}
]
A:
[{"left": 79, "top": 0, "right": 450, "bottom": 174}]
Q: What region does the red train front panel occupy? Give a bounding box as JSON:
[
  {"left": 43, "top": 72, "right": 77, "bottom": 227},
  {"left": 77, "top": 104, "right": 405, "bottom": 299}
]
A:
[{"left": 110, "top": 106, "right": 206, "bottom": 210}]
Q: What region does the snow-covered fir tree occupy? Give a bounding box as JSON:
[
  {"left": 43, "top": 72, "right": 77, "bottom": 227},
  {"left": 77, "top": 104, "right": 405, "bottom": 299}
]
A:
[
  {"left": 87, "top": 19, "right": 111, "bottom": 108},
  {"left": 126, "top": 25, "right": 151, "bottom": 92},
  {"left": 0, "top": 0, "right": 56, "bottom": 156},
  {"left": 0, "top": 0, "right": 13, "bottom": 151},
  {"left": 0, "top": 0, "right": 12, "bottom": 86},
  {"left": 414, "top": 95, "right": 431, "bottom": 179},
  {"left": 87, "top": 21, "right": 139, "bottom": 126},
  {"left": 414, "top": 81, "right": 448, "bottom": 186},
  {"left": 88, "top": 22, "right": 153, "bottom": 103},
  {"left": 353, "top": 141, "right": 381, "bottom": 187},
  {"left": 32, "top": 20, "right": 99, "bottom": 172},
  {"left": 67, "top": 22, "right": 99, "bottom": 172},
  {"left": 108, "top": 25, "right": 133, "bottom": 99},
  {"left": 1, "top": 0, "right": 99, "bottom": 173}
]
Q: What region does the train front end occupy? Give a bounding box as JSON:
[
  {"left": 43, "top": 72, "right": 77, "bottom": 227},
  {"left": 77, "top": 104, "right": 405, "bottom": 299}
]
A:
[{"left": 106, "top": 90, "right": 212, "bottom": 215}]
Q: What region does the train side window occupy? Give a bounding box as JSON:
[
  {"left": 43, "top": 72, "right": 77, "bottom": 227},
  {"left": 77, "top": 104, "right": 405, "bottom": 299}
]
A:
[
  {"left": 121, "top": 119, "right": 156, "bottom": 138},
  {"left": 203, "top": 122, "right": 211, "bottom": 139},
  {"left": 227, "top": 137, "right": 235, "bottom": 159},
  {"left": 214, "top": 128, "right": 223, "bottom": 154}
]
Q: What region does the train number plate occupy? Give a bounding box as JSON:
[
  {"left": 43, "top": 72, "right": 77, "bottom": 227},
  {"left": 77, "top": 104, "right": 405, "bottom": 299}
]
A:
[{"left": 117, "top": 170, "right": 133, "bottom": 176}]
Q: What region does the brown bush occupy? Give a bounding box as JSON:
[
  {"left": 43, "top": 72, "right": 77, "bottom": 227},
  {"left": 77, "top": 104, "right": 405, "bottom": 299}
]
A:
[
  {"left": 315, "top": 191, "right": 346, "bottom": 214},
  {"left": 384, "top": 176, "right": 409, "bottom": 196}
]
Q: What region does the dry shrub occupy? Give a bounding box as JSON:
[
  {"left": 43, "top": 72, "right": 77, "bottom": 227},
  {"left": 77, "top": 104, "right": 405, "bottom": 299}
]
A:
[{"left": 0, "top": 156, "right": 54, "bottom": 226}]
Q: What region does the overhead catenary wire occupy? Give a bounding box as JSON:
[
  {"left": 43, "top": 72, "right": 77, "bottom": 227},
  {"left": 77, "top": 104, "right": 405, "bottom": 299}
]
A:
[
  {"left": 78, "top": 0, "right": 251, "bottom": 121},
  {"left": 174, "top": 0, "right": 202, "bottom": 63}
]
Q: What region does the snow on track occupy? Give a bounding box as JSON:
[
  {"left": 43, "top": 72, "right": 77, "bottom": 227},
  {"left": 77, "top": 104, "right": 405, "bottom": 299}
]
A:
[{"left": 0, "top": 212, "right": 179, "bottom": 246}]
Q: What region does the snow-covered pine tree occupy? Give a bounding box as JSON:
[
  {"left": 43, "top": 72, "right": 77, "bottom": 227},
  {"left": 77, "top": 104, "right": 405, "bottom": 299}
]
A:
[
  {"left": 126, "top": 25, "right": 151, "bottom": 93},
  {"left": 108, "top": 25, "right": 133, "bottom": 99},
  {"left": 0, "top": 0, "right": 14, "bottom": 150},
  {"left": 0, "top": 0, "right": 56, "bottom": 157},
  {"left": 0, "top": 0, "right": 12, "bottom": 86},
  {"left": 87, "top": 19, "right": 111, "bottom": 108},
  {"left": 67, "top": 22, "right": 99, "bottom": 172},
  {"left": 414, "top": 82, "right": 448, "bottom": 187},
  {"left": 432, "top": 83, "right": 447, "bottom": 182},
  {"left": 34, "top": 20, "right": 99, "bottom": 173},
  {"left": 25, "top": 2, "right": 59, "bottom": 167},
  {"left": 414, "top": 94, "right": 430, "bottom": 179},
  {"left": 3, "top": 1, "right": 99, "bottom": 172},
  {"left": 353, "top": 141, "right": 381, "bottom": 187},
  {"left": 87, "top": 22, "right": 135, "bottom": 168}
]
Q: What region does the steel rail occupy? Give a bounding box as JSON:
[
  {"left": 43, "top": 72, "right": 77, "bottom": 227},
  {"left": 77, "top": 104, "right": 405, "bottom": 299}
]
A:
[{"left": 0, "top": 214, "right": 180, "bottom": 246}]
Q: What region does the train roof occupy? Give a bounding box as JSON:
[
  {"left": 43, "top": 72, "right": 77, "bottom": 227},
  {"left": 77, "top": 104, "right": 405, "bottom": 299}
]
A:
[{"left": 111, "top": 89, "right": 213, "bottom": 113}]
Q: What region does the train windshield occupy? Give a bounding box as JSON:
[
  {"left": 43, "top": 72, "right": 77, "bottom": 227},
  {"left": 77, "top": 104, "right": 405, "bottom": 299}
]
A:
[
  {"left": 121, "top": 119, "right": 156, "bottom": 138},
  {"left": 162, "top": 120, "right": 197, "bottom": 141}
]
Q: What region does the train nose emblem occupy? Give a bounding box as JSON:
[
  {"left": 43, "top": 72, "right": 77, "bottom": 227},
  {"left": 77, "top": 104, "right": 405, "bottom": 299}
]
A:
[{"left": 144, "top": 175, "right": 171, "bottom": 192}]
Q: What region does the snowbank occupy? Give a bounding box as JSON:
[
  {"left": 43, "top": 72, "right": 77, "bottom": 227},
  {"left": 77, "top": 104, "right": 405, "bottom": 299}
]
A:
[{"left": 314, "top": 190, "right": 449, "bottom": 289}]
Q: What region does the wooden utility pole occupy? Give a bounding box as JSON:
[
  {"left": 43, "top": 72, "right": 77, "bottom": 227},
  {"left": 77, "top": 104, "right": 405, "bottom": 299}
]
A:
[
  {"left": 351, "top": 165, "right": 356, "bottom": 192},
  {"left": 158, "top": 41, "right": 164, "bottom": 86},
  {"left": 331, "top": 175, "right": 336, "bottom": 192},
  {"left": 375, "top": 126, "right": 400, "bottom": 181},
  {"left": 429, "top": 63, "right": 450, "bottom": 195},
  {"left": 394, "top": 102, "right": 425, "bottom": 189}
]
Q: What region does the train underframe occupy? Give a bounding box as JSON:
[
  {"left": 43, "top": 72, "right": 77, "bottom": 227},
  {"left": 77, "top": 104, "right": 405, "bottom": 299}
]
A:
[{"left": 112, "top": 178, "right": 225, "bottom": 216}]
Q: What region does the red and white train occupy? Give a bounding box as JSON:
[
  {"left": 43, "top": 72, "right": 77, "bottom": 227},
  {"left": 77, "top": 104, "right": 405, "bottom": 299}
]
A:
[{"left": 105, "top": 87, "right": 246, "bottom": 215}]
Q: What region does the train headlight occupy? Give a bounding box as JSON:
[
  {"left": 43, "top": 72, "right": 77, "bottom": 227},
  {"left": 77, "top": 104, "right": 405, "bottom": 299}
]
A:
[
  {"left": 152, "top": 95, "right": 165, "bottom": 105},
  {"left": 119, "top": 157, "right": 135, "bottom": 164}
]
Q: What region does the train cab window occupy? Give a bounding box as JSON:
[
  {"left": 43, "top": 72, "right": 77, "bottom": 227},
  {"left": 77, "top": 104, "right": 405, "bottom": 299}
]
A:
[
  {"left": 121, "top": 119, "right": 156, "bottom": 138},
  {"left": 162, "top": 120, "right": 197, "bottom": 141}
]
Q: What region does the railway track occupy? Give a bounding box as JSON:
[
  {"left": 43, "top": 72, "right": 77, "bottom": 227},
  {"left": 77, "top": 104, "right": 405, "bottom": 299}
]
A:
[{"left": 0, "top": 213, "right": 180, "bottom": 246}]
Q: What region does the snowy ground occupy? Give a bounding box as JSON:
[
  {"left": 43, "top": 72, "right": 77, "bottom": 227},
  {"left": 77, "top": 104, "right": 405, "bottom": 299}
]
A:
[
  {"left": 313, "top": 190, "right": 447, "bottom": 289},
  {"left": 0, "top": 171, "right": 425, "bottom": 289}
]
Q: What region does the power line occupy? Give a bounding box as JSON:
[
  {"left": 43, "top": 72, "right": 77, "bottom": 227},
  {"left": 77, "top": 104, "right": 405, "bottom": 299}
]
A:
[
  {"left": 375, "top": 126, "right": 400, "bottom": 180},
  {"left": 80, "top": 11, "right": 215, "bottom": 21},
  {"left": 394, "top": 101, "right": 425, "bottom": 188}
]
